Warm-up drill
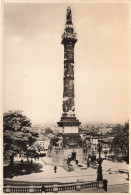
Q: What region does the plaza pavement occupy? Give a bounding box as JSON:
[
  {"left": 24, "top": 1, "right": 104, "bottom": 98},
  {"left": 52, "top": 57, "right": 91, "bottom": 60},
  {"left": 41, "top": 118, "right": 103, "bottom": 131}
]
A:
[{"left": 7, "top": 157, "right": 129, "bottom": 188}]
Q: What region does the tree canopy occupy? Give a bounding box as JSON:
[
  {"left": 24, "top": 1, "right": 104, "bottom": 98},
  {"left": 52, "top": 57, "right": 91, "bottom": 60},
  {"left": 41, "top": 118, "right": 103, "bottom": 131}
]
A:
[
  {"left": 3, "top": 110, "right": 38, "bottom": 165},
  {"left": 111, "top": 121, "right": 129, "bottom": 158}
]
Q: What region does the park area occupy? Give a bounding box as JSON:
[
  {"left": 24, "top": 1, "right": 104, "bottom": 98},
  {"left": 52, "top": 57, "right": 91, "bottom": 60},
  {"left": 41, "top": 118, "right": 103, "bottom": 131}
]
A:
[{"left": 4, "top": 155, "right": 129, "bottom": 193}]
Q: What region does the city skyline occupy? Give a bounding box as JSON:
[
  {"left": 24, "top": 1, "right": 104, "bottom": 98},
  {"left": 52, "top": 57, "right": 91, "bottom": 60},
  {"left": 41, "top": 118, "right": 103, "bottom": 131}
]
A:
[{"left": 3, "top": 3, "right": 129, "bottom": 124}]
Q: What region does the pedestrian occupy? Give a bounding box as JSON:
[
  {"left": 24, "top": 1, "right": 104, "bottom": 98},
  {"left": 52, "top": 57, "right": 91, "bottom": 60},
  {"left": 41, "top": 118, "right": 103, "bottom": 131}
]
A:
[
  {"left": 41, "top": 185, "right": 45, "bottom": 193},
  {"left": 87, "top": 157, "right": 91, "bottom": 168},
  {"left": 87, "top": 160, "right": 90, "bottom": 168},
  {"left": 67, "top": 158, "right": 70, "bottom": 165},
  {"left": 54, "top": 166, "right": 57, "bottom": 173}
]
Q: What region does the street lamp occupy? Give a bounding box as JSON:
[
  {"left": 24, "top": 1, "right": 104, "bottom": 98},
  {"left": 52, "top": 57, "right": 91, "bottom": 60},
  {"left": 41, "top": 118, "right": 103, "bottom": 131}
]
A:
[
  {"left": 97, "top": 142, "right": 103, "bottom": 181},
  {"left": 27, "top": 144, "right": 29, "bottom": 160}
]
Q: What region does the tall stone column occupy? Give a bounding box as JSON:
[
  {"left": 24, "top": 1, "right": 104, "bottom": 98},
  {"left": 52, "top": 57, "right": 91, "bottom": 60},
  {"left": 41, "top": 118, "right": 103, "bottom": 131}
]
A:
[{"left": 57, "top": 7, "right": 81, "bottom": 137}]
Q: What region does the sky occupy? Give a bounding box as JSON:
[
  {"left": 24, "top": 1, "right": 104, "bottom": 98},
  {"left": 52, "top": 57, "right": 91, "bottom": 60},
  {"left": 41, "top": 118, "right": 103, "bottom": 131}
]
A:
[{"left": 3, "top": 2, "right": 129, "bottom": 124}]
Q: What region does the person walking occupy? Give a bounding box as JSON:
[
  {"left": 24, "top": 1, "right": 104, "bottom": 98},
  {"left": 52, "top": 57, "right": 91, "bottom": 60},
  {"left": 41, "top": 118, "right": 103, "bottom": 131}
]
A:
[
  {"left": 41, "top": 185, "right": 45, "bottom": 193},
  {"left": 54, "top": 166, "right": 57, "bottom": 173}
]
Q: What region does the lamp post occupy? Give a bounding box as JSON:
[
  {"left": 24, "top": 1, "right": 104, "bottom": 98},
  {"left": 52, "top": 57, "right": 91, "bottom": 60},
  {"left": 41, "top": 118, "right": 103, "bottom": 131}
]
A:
[
  {"left": 97, "top": 142, "right": 103, "bottom": 181},
  {"left": 27, "top": 144, "right": 29, "bottom": 160}
]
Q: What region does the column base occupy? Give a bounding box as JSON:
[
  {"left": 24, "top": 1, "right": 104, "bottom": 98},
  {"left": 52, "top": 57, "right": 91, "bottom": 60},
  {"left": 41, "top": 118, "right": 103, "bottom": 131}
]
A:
[{"left": 57, "top": 116, "right": 81, "bottom": 148}]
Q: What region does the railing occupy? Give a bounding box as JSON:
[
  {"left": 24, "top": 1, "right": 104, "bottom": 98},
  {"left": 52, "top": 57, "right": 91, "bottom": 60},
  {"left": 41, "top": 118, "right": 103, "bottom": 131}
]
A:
[
  {"left": 3, "top": 186, "right": 42, "bottom": 193},
  {"left": 3, "top": 180, "right": 108, "bottom": 193}
]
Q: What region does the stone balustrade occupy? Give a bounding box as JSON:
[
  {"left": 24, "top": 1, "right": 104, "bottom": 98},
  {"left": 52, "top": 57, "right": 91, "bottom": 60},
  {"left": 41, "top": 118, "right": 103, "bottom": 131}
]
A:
[{"left": 3, "top": 180, "right": 108, "bottom": 193}]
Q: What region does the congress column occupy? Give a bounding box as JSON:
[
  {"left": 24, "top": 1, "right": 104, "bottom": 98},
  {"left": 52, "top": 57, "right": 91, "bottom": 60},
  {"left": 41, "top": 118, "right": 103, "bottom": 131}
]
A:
[{"left": 57, "top": 7, "right": 81, "bottom": 147}]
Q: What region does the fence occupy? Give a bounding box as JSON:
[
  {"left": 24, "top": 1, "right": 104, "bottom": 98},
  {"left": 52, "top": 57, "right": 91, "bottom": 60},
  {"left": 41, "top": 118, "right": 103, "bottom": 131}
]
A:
[
  {"left": 3, "top": 180, "right": 108, "bottom": 193},
  {"left": 3, "top": 186, "right": 41, "bottom": 193}
]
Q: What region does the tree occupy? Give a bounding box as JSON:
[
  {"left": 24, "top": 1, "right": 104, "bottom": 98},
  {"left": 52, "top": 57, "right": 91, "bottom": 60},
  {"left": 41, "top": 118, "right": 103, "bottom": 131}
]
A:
[
  {"left": 3, "top": 110, "right": 38, "bottom": 167},
  {"left": 111, "top": 121, "right": 129, "bottom": 162},
  {"left": 44, "top": 127, "right": 53, "bottom": 135}
]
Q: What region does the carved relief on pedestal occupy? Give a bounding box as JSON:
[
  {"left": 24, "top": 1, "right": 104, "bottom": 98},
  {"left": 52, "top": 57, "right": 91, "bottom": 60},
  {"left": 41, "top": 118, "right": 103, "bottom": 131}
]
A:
[{"left": 63, "top": 97, "right": 75, "bottom": 117}]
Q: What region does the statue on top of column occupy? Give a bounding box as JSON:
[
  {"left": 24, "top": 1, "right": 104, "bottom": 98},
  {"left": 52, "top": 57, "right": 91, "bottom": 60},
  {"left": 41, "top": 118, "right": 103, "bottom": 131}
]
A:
[{"left": 66, "top": 7, "right": 72, "bottom": 25}]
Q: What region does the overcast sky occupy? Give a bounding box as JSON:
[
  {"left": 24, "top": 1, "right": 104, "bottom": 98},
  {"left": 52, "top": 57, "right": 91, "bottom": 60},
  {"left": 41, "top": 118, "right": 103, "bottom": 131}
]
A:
[{"left": 3, "top": 2, "right": 129, "bottom": 124}]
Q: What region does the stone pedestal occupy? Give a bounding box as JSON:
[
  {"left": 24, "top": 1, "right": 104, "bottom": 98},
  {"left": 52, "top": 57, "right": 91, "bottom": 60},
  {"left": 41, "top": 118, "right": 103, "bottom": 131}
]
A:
[
  {"left": 63, "top": 133, "right": 82, "bottom": 148},
  {"left": 64, "top": 126, "right": 78, "bottom": 134}
]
